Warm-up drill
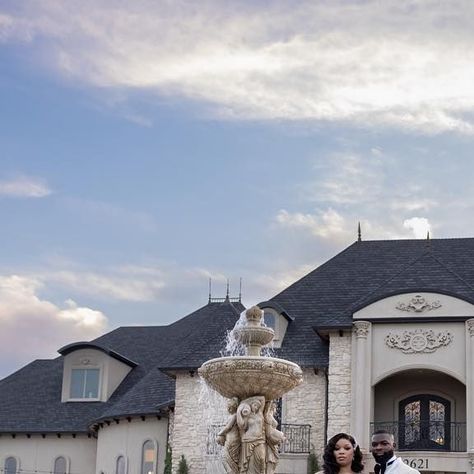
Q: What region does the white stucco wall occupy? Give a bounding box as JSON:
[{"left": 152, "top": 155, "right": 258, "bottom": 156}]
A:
[
  {"left": 371, "top": 322, "right": 465, "bottom": 384},
  {"left": 354, "top": 292, "right": 474, "bottom": 320},
  {"left": 95, "top": 416, "right": 169, "bottom": 474},
  {"left": 0, "top": 434, "right": 96, "bottom": 473}
]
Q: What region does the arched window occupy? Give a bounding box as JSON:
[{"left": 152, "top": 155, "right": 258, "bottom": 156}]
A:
[
  {"left": 141, "top": 440, "right": 157, "bottom": 474},
  {"left": 5, "top": 457, "right": 17, "bottom": 474},
  {"left": 54, "top": 456, "right": 67, "bottom": 474},
  {"left": 116, "top": 455, "right": 126, "bottom": 474},
  {"left": 399, "top": 394, "right": 451, "bottom": 450}
]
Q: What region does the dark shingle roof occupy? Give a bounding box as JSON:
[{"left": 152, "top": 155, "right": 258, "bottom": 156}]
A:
[
  {"left": 267, "top": 238, "right": 474, "bottom": 367},
  {"left": 0, "top": 300, "right": 243, "bottom": 433},
  {"left": 2, "top": 238, "right": 474, "bottom": 433}
]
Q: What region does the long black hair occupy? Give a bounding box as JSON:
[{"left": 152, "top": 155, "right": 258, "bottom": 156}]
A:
[{"left": 323, "top": 432, "right": 364, "bottom": 474}]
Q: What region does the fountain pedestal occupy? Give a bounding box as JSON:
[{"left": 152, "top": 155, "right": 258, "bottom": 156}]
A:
[{"left": 198, "top": 306, "right": 303, "bottom": 474}]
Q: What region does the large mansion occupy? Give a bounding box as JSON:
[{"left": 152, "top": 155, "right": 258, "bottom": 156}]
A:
[{"left": 1, "top": 237, "right": 474, "bottom": 474}]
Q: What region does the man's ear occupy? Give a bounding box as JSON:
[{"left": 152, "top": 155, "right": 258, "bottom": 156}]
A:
[{"left": 392, "top": 441, "right": 397, "bottom": 449}]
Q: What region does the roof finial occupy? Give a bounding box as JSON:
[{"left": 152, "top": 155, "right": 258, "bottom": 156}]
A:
[
  {"left": 239, "top": 277, "right": 242, "bottom": 303},
  {"left": 225, "top": 278, "right": 230, "bottom": 301},
  {"left": 358, "top": 221, "right": 362, "bottom": 242},
  {"left": 208, "top": 278, "right": 212, "bottom": 303}
]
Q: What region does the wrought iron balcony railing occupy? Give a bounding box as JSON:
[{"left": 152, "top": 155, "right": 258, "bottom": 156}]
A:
[
  {"left": 207, "top": 423, "right": 311, "bottom": 455},
  {"left": 281, "top": 424, "right": 312, "bottom": 453},
  {"left": 370, "top": 421, "right": 466, "bottom": 452}
]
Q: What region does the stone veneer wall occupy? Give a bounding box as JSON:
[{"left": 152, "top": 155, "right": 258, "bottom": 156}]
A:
[
  {"left": 327, "top": 332, "right": 352, "bottom": 437},
  {"left": 171, "top": 372, "right": 226, "bottom": 473},
  {"left": 284, "top": 368, "right": 327, "bottom": 458},
  {"left": 168, "top": 409, "right": 175, "bottom": 453}
]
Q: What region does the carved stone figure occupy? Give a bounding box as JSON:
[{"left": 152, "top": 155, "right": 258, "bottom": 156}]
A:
[
  {"left": 237, "top": 396, "right": 266, "bottom": 473},
  {"left": 217, "top": 397, "right": 241, "bottom": 474},
  {"left": 264, "top": 401, "right": 285, "bottom": 474},
  {"left": 199, "top": 306, "right": 303, "bottom": 474}
]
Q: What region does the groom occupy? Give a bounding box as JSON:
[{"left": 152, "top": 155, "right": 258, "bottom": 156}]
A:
[{"left": 371, "top": 430, "right": 420, "bottom": 474}]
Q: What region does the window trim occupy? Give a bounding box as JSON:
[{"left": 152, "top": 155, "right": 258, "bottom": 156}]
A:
[
  {"left": 141, "top": 439, "right": 158, "bottom": 474},
  {"left": 115, "top": 454, "right": 128, "bottom": 474},
  {"left": 68, "top": 365, "right": 102, "bottom": 401},
  {"left": 398, "top": 393, "right": 451, "bottom": 451},
  {"left": 52, "top": 455, "right": 70, "bottom": 474},
  {"left": 4, "top": 456, "right": 19, "bottom": 474}
]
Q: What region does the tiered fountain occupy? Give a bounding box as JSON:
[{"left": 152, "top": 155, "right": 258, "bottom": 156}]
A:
[{"left": 198, "top": 305, "right": 303, "bottom": 474}]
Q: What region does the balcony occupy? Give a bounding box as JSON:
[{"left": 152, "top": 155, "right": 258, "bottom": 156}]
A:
[
  {"left": 207, "top": 423, "right": 311, "bottom": 455},
  {"left": 370, "top": 421, "right": 466, "bottom": 452}
]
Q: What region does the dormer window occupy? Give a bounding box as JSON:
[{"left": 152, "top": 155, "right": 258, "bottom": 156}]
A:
[
  {"left": 70, "top": 367, "right": 100, "bottom": 399},
  {"left": 59, "top": 342, "right": 137, "bottom": 403},
  {"left": 260, "top": 305, "right": 290, "bottom": 348}
]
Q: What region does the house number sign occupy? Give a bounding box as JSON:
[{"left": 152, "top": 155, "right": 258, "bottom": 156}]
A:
[{"left": 402, "top": 458, "right": 429, "bottom": 470}]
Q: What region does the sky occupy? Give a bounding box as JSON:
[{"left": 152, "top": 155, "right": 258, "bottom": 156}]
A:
[{"left": 1, "top": 0, "right": 474, "bottom": 377}]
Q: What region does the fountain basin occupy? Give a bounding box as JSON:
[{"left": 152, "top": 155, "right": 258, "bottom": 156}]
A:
[
  {"left": 198, "top": 356, "right": 303, "bottom": 400},
  {"left": 232, "top": 326, "right": 274, "bottom": 347}
]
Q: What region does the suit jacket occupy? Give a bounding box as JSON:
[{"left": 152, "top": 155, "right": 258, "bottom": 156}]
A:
[{"left": 385, "top": 456, "right": 420, "bottom": 474}]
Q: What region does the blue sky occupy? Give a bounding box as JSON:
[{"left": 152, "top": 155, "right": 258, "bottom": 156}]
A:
[{"left": 1, "top": 0, "right": 474, "bottom": 377}]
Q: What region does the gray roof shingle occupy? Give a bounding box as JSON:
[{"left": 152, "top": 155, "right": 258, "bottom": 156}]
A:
[{"left": 2, "top": 238, "right": 474, "bottom": 433}]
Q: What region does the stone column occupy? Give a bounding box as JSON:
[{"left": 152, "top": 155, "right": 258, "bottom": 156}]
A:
[
  {"left": 466, "top": 319, "right": 474, "bottom": 453},
  {"left": 351, "top": 321, "right": 372, "bottom": 453},
  {"left": 468, "top": 451, "right": 474, "bottom": 474},
  {"left": 327, "top": 331, "right": 352, "bottom": 437}
]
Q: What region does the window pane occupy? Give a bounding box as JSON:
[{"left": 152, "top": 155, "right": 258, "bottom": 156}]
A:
[
  {"left": 5, "top": 457, "right": 17, "bottom": 474},
  {"left": 70, "top": 368, "right": 99, "bottom": 398},
  {"left": 84, "top": 369, "right": 99, "bottom": 398},
  {"left": 264, "top": 312, "right": 276, "bottom": 329},
  {"left": 116, "top": 456, "right": 126, "bottom": 474},
  {"left": 404, "top": 400, "right": 420, "bottom": 444},
  {"left": 142, "top": 440, "right": 156, "bottom": 474},
  {"left": 54, "top": 456, "right": 67, "bottom": 474},
  {"left": 430, "top": 400, "right": 446, "bottom": 445},
  {"left": 70, "top": 369, "right": 85, "bottom": 398}
]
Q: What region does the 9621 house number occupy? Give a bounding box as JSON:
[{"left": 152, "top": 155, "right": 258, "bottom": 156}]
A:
[{"left": 402, "top": 458, "right": 429, "bottom": 470}]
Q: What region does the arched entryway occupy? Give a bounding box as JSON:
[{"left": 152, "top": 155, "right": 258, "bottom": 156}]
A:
[{"left": 372, "top": 369, "right": 466, "bottom": 452}]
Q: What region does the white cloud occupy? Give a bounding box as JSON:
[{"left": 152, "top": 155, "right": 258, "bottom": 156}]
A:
[
  {"left": 403, "top": 217, "right": 432, "bottom": 239},
  {"left": 0, "top": 275, "right": 107, "bottom": 377},
  {"left": 3, "top": 1, "right": 474, "bottom": 132},
  {"left": 276, "top": 208, "right": 350, "bottom": 242},
  {"left": 48, "top": 269, "right": 165, "bottom": 302},
  {"left": 250, "top": 263, "right": 314, "bottom": 298},
  {"left": 390, "top": 199, "right": 438, "bottom": 212},
  {"left": 0, "top": 176, "right": 52, "bottom": 198}
]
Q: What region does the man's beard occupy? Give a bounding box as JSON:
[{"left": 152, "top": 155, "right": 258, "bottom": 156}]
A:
[{"left": 372, "top": 450, "right": 394, "bottom": 464}]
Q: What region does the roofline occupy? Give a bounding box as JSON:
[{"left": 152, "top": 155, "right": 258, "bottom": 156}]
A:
[
  {"left": 58, "top": 342, "right": 138, "bottom": 367},
  {"left": 351, "top": 288, "right": 474, "bottom": 313},
  {"left": 312, "top": 324, "right": 353, "bottom": 341},
  {"left": 353, "top": 316, "right": 472, "bottom": 323},
  {"left": 90, "top": 407, "right": 172, "bottom": 427},
  {"left": 355, "top": 237, "right": 474, "bottom": 243},
  {"left": 159, "top": 367, "right": 200, "bottom": 377},
  {"left": 256, "top": 301, "right": 294, "bottom": 321},
  {"left": 0, "top": 429, "right": 92, "bottom": 435}
]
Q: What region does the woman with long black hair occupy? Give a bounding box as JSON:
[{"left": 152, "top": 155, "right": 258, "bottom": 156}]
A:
[{"left": 320, "top": 432, "right": 364, "bottom": 474}]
